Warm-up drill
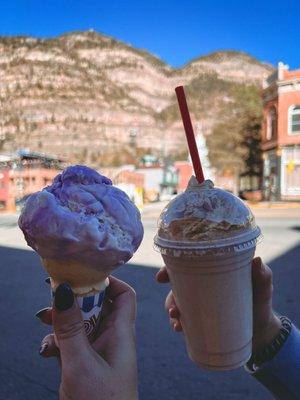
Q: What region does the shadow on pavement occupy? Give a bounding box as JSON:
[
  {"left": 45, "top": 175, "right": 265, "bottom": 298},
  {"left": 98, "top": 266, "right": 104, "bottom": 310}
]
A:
[{"left": 0, "top": 243, "right": 299, "bottom": 400}]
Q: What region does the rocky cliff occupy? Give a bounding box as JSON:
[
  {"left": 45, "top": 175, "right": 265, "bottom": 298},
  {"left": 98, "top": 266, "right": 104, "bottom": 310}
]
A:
[{"left": 0, "top": 30, "right": 273, "bottom": 166}]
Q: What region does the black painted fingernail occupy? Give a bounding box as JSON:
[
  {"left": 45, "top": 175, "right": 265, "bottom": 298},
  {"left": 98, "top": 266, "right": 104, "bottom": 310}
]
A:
[
  {"left": 35, "top": 308, "right": 50, "bottom": 319},
  {"left": 45, "top": 277, "right": 51, "bottom": 284},
  {"left": 39, "top": 343, "right": 48, "bottom": 355},
  {"left": 54, "top": 283, "right": 74, "bottom": 311}
]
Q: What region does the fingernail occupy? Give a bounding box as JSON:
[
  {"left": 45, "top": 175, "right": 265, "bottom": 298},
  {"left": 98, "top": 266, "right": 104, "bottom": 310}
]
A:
[
  {"left": 257, "top": 257, "right": 262, "bottom": 266},
  {"left": 54, "top": 283, "right": 74, "bottom": 311},
  {"left": 35, "top": 307, "right": 50, "bottom": 319},
  {"left": 45, "top": 277, "right": 51, "bottom": 284},
  {"left": 39, "top": 343, "right": 48, "bottom": 355},
  {"left": 253, "top": 257, "right": 263, "bottom": 269}
]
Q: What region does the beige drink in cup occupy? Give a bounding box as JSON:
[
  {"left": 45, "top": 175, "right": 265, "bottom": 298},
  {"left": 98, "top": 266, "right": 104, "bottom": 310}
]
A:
[{"left": 154, "top": 177, "right": 261, "bottom": 371}]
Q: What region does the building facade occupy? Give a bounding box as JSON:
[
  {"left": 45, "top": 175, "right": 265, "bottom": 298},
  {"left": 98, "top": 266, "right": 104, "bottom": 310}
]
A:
[
  {"left": 0, "top": 151, "right": 64, "bottom": 211},
  {"left": 262, "top": 62, "right": 300, "bottom": 200},
  {"left": 174, "top": 161, "right": 193, "bottom": 193}
]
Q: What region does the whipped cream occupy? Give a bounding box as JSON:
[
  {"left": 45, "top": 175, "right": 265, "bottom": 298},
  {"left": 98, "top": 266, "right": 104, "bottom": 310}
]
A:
[
  {"left": 157, "top": 176, "right": 256, "bottom": 242},
  {"left": 19, "top": 165, "right": 144, "bottom": 271}
]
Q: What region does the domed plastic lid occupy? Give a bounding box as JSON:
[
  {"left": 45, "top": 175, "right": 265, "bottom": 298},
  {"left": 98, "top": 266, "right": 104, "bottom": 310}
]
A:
[{"left": 154, "top": 177, "right": 261, "bottom": 256}]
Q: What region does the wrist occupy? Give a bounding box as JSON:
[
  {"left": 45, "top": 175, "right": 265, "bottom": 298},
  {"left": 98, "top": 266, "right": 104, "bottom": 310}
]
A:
[
  {"left": 248, "top": 316, "right": 292, "bottom": 371},
  {"left": 252, "top": 313, "right": 282, "bottom": 354}
]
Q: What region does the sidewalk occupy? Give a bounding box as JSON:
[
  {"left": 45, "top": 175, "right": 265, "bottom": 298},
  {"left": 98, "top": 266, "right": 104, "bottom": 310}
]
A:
[
  {"left": 141, "top": 201, "right": 168, "bottom": 219},
  {"left": 247, "top": 201, "right": 300, "bottom": 209}
]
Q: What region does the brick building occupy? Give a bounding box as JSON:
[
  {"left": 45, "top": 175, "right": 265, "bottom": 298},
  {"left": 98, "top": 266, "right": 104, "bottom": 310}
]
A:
[
  {"left": 0, "top": 151, "right": 64, "bottom": 211},
  {"left": 262, "top": 62, "right": 300, "bottom": 200}
]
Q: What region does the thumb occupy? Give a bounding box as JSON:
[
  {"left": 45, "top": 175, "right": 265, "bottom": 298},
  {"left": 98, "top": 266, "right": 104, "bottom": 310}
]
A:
[
  {"left": 252, "top": 257, "right": 273, "bottom": 304},
  {"left": 52, "top": 283, "right": 90, "bottom": 364}
]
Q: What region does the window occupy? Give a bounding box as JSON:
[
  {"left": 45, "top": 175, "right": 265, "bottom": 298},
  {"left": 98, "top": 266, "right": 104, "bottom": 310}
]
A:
[
  {"left": 289, "top": 105, "right": 300, "bottom": 134},
  {"left": 266, "top": 108, "right": 277, "bottom": 140}
]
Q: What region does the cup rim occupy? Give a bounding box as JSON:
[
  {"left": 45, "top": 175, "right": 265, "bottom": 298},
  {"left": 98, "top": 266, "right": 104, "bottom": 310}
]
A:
[{"left": 154, "top": 226, "right": 262, "bottom": 252}]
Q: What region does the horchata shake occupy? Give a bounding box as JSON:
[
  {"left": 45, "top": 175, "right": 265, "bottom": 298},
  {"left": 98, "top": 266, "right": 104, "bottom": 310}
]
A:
[{"left": 154, "top": 176, "right": 261, "bottom": 370}]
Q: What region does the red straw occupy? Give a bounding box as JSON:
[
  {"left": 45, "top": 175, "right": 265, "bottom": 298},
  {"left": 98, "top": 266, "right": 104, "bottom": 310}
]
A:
[{"left": 175, "top": 86, "right": 205, "bottom": 183}]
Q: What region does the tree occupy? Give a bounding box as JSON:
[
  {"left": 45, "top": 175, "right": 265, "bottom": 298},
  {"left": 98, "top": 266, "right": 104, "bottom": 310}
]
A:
[{"left": 207, "top": 84, "right": 263, "bottom": 191}]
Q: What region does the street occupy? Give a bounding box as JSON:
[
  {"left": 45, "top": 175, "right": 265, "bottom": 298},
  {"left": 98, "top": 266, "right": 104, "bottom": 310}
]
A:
[{"left": 0, "top": 204, "right": 299, "bottom": 400}]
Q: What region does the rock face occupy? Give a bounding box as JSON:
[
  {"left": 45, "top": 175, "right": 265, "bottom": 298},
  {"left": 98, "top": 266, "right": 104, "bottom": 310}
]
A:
[{"left": 0, "top": 30, "right": 273, "bottom": 165}]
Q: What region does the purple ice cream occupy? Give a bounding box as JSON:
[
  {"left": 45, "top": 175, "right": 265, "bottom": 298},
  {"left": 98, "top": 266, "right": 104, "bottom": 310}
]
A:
[{"left": 19, "top": 165, "right": 144, "bottom": 271}]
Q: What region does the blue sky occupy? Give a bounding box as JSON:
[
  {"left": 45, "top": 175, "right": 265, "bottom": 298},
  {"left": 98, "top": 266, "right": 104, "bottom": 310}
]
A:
[{"left": 0, "top": 0, "right": 299, "bottom": 69}]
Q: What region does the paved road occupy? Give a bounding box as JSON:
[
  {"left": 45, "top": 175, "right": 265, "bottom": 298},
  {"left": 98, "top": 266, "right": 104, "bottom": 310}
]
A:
[{"left": 0, "top": 207, "right": 299, "bottom": 400}]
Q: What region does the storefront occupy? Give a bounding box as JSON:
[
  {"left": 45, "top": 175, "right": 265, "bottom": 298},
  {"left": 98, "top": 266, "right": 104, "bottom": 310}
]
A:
[
  {"left": 281, "top": 146, "right": 300, "bottom": 199},
  {"left": 263, "top": 146, "right": 300, "bottom": 200}
]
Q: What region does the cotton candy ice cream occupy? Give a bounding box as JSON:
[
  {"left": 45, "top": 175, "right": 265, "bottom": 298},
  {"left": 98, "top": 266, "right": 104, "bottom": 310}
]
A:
[
  {"left": 19, "top": 165, "right": 144, "bottom": 295},
  {"left": 157, "top": 176, "right": 259, "bottom": 246}
]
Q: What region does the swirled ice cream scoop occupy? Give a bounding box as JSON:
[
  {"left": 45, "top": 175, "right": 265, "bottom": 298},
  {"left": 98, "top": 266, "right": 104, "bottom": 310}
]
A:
[
  {"left": 157, "top": 176, "right": 257, "bottom": 242},
  {"left": 19, "top": 165, "right": 144, "bottom": 294}
]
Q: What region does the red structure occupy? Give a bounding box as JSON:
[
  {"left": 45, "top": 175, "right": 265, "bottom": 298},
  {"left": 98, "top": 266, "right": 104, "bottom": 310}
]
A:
[
  {"left": 262, "top": 63, "right": 300, "bottom": 200},
  {"left": 0, "top": 170, "right": 10, "bottom": 209},
  {"left": 0, "top": 152, "right": 63, "bottom": 211},
  {"left": 175, "top": 161, "right": 193, "bottom": 192}
]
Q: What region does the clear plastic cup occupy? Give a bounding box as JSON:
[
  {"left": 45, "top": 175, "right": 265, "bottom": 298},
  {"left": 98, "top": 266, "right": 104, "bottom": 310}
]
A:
[{"left": 154, "top": 178, "right": 261, "bottom": 370}]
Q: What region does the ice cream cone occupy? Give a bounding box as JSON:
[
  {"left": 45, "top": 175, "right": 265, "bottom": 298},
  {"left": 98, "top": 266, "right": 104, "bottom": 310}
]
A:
[
  {"left": 18, "top": 166, "right": 144, "bottom": 341},
  {"left": 43, "top": 257, "right": 109, "bottom": 341},
  {"left": 42, "top": 258, "right": 109, "bottom": 296}
]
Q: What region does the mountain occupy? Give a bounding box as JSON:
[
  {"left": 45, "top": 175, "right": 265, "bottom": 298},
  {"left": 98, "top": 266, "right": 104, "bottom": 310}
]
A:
[{"left": 0, "top": 30, "right": 273, "bottom": 166}]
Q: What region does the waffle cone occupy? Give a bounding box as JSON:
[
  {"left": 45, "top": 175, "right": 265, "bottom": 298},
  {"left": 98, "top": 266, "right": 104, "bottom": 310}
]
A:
[{"left": 41, "top": 258, "right": 109, "bottom": 296}]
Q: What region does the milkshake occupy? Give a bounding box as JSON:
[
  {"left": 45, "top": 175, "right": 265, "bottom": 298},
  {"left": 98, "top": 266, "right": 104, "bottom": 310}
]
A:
[{"left": 154, "top": 177, "right": 261, "bottom": 370}]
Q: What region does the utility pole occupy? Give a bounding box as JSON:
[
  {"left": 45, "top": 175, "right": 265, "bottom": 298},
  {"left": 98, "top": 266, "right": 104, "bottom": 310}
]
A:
[{"left": 129, "top": 128, "right": 138, "bottom": 165}]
